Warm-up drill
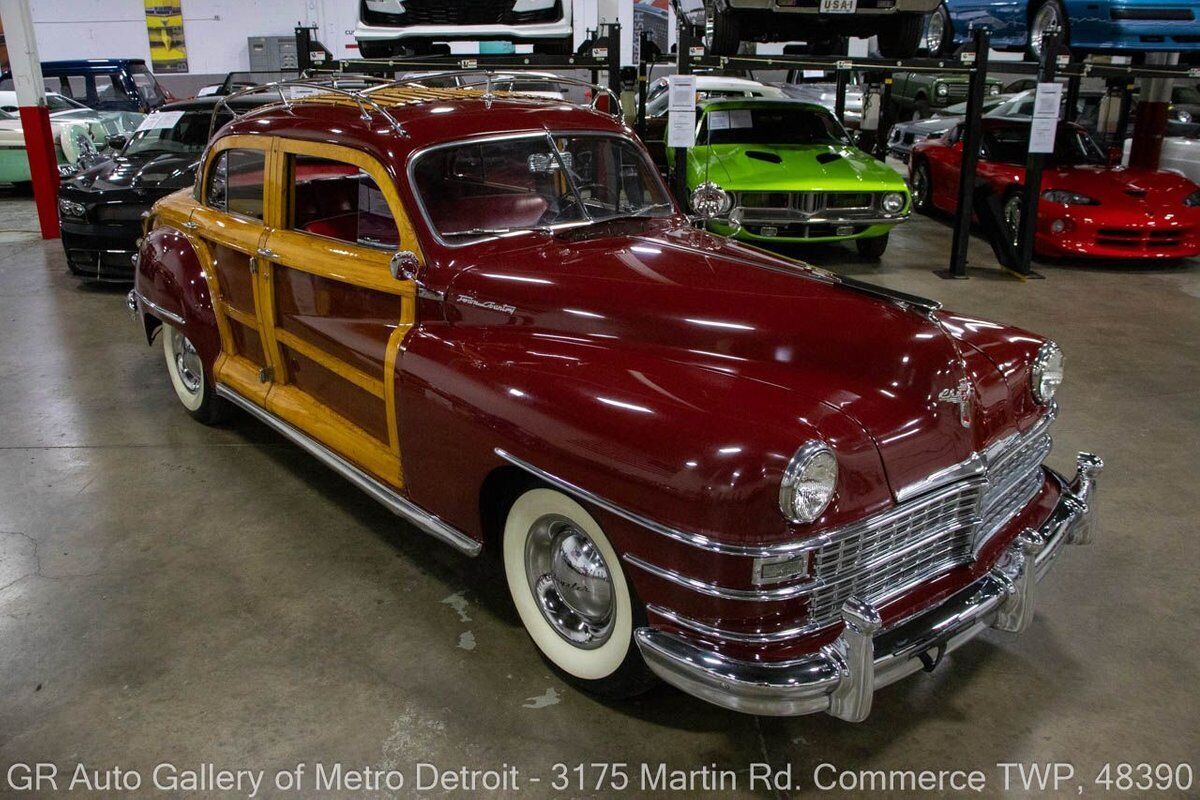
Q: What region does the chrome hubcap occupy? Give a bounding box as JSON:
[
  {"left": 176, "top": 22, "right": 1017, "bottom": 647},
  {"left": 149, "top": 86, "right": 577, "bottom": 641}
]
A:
[
  {"left": 1004, "top": 196, "right": 1022, "bottom": 247},
  {"left": 170, "top": 327, "right": 203, "bottom": 395},
  {"left": 524, "top": 515, "right": 614, "bottom": 649},
  {"left": 1031, "top": 5, "right": 1058, "bottom": 56}
]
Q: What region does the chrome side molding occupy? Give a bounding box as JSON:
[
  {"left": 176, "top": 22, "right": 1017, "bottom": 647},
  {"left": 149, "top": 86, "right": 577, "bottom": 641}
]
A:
[{"left": 216, "top": 385, "right": 482, "bottom": 557}]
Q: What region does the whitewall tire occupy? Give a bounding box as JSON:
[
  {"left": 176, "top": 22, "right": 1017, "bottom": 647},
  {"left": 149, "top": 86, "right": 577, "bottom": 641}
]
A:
[
  {"left": 502, "top": 487, "right": 654, "bottom": 695},
  {"left": 162, "top": 324, "right": 225, "bottom": 424}
]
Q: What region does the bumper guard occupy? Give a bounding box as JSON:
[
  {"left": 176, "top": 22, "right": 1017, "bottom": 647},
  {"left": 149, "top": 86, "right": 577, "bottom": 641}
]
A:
[{"left": 634, "top": 453, "right": 1102, "bottom": 720}]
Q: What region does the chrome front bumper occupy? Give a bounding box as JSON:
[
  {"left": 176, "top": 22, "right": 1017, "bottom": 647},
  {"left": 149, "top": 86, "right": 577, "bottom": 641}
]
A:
[{"left": 634, "top": 452, "right": 1102, "bottom": 721}]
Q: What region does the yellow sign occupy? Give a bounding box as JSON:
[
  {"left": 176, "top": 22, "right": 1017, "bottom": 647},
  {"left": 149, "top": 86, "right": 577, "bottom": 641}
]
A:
[{"left": 145, "top": 0, "right": 187, "bottom": 73}]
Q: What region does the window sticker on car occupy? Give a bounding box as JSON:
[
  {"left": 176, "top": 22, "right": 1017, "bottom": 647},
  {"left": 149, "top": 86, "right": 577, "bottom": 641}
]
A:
[
  {"left": 707, "top": 110, "right": 730, "bottom": 131},
  {"left": 730, "top": 109, "right": 753, "bottom": 129},
  {"left": 135, "top": 110, "right": 184, "bottom": 132}
]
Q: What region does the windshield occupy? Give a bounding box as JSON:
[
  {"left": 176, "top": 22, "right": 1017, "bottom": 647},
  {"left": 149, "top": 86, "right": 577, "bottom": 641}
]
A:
[
  {"left": 700, "top": 105, "right": 850, "bottom": 147},
  {"left": 984, "top": 125, "right": 1106, "bottom": 166},
  {"left": 131, "top": 65, "right": 166, "bottom": 105},
  {"left": 413, "top": 133, "right": 673, "bottom": 243},
  {"left": 123, "top": 109, "right": 226, "bottom": 156}
]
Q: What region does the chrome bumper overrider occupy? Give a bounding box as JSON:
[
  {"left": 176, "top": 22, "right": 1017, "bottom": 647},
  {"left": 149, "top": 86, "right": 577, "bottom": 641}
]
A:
[{"left": 634, "top": 453, "right": 1102, "bottom": 720}]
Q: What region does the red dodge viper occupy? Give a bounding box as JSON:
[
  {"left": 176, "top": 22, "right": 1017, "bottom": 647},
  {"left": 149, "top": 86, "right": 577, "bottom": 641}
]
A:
[{"left": 910, "top": 118, "right": 1200, "bottom": 260}]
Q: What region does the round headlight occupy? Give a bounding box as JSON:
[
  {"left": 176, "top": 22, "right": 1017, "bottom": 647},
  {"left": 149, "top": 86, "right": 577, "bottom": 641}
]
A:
[
  {"left": 1031, "top": 342, "right": 1064, "bottom": 405},
  {"left": 779, "top": 441, "right": 838, "bottom": 524},
  {"left": 988, "top": 84, "right": 1001, "bottom": 95},
  {"left": 690, "top": 182, "right": 732, "bottom": 219},
  {"left": 882, "top": 192, "right": 906, "bottom": 214},
  {"left": 935, "top": 83, "right": 949, "bottom": 96}
]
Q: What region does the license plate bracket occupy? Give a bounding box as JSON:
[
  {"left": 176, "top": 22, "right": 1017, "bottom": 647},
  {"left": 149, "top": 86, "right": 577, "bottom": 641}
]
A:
[{"left": 819, "top": 0, "right": 858, "bottom": 13}]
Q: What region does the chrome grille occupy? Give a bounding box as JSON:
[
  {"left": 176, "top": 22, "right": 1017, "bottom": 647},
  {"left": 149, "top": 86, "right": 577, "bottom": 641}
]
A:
[{"left": 803, "top": 417, "right": 1052, "bottom": 630}]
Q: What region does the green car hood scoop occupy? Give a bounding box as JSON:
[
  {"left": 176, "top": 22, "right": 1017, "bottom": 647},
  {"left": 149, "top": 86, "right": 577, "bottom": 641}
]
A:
[
  {"left": 746, "top": 150, "right": 782, "bottom": 164},
  {"left": 815, "top": 151, "right": 844, "bottom": 164}
]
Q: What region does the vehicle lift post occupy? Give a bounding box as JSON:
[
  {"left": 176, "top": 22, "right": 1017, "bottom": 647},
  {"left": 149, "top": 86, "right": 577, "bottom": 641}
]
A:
[
  {"left": 671, "top": 21, "right": 699, "bottom": 205},
  {"left": 0, "top": 0, "right": 59, "bottom": 239},
  {"left": 834, "top": 61, "right": 849, "bottom": 123},
  {"left": 939, "top": 26, "right": 991, "bottom": 279},
  {"left": 1013, "top": 27, "right": 1061, "bottom": 278}
]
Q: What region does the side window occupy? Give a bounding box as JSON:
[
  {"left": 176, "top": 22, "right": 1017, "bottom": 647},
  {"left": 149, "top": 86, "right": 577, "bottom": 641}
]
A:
[
  {"left": 205, "top": 149, "right": 265, "bottom": 220},
  {"left": 290, "top": 154, "right": 399, "bottom": 249}
]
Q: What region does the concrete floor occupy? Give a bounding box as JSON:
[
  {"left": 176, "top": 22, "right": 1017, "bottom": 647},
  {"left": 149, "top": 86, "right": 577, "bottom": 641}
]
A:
[{"left": 0, "top": 192, "right": 1197, "bottom": 799}]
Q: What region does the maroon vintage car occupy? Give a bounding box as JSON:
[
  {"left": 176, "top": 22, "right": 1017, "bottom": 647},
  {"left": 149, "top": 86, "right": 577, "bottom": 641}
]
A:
[{"left": 127, "top": 75, "right": 1101, "bottom": 719}]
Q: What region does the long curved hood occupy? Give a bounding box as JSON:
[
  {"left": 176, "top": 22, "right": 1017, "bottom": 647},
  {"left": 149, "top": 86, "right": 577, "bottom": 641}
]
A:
[
  {"left": 696, "top": 143, "right": 908, "bottom": 192},
  {"left": 444, "top": 222, "right": 1033, "bottom": 502},
  {"left": 1044, "top": 164, "right": 1199, "bottom": 208}
]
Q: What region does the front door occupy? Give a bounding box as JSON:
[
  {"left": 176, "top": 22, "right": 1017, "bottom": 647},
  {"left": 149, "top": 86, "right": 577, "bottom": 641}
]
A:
[
  {"left": 192, "top": 136, "right": 275, "bottom": 407},
  {"left": 257, "top": 140, "right": 420, "bottom": 489}
]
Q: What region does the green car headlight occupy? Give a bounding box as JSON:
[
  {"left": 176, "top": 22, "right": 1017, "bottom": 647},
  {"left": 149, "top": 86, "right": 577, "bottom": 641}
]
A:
[
  {"left": 935, "top": 83, "right": 949, "bottom": 97},
  {"left": 882, "top": 192, "right": 906, "bottom": 214}
]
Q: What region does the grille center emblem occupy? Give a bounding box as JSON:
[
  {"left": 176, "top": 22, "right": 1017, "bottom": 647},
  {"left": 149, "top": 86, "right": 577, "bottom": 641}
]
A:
[{"left": 938, "top": 378, "right": 974, "bottom": 428}]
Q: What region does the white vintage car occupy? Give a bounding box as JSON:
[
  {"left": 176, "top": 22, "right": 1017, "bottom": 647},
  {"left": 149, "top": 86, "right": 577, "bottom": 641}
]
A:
[
  {"left": 355, "top": 0, "right": 574, "bottom": 58},
  {"left": 0, "top": 91, "right": 143, "bottom": 183}
]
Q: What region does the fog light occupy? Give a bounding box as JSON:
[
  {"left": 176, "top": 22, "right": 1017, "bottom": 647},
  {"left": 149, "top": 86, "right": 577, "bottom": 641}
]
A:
[
  {"left": 1051, "top": 219, "right": 1066, "bottom": 233},
  {"left": 58, "top": 198, "right": 86, "bottom": 218}
]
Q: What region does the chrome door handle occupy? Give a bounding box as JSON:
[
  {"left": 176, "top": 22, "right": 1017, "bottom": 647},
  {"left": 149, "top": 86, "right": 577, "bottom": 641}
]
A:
[
  {"left": 256, "top": 247, "right": 276, "bottom": 259},
  {"left": 183, "top": 221, "right": 198, "bottom": 230}
]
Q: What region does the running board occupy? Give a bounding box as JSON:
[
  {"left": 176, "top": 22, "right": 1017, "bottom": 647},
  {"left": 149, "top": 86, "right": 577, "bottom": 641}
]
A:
[{"left": 215, "top": 384, "right": 482, "bottom": 557}]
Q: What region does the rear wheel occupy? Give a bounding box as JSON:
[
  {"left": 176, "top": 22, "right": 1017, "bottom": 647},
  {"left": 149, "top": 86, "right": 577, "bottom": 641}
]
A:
[
  {"left": 162, "top": 324, "right": 226, "bottom": 424},
  {"left": 502, "top": 487, "right": 655, "bottom": 698},
  {"left": 911, "top": 160, "right": 933, "bottom": 213},
  {"left": 856, "top": 233, "right": 890, "bottom": 260},
  {"left": 877, "top": 13, "right": 925, "bottom": 58}
]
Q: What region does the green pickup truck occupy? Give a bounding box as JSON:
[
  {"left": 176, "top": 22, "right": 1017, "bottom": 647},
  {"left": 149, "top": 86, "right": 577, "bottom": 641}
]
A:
[{"left": 890, "top": 72, "right": 1002, "bottom": 119}]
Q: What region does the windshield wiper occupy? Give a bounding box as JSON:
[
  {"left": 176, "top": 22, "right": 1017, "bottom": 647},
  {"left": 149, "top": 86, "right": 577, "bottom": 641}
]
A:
[{"left": 583, "top": 202, "right": 674, "bottom": 226}]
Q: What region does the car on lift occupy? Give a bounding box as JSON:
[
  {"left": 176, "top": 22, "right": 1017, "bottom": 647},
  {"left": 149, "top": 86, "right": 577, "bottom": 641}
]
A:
[
  {"left": 924, "top": 0, "right": 1200, "bottom": 60},
  {"left": 672, "top": 0, "right": 939, "bottom": 57},
  {"left": 890, "top": 70, "right": 1003, "bottom": 120},
  {"left": 354, "top": 0, "right": 575, "bottom": 57},
  {"left": 129, "top": 73, "right": 1101, "bottom": 720},
  {"left": 910, "top": 117, "right": 1200, "bottom": 260},
  {"left": 0, "top": 59, "right": 170, "bottom": 114},
  {"left": 670, "top": 98, "right": 911, "bottom": 257},
  {"left": 56, "top": 94, "right": 272, "bottom": 282}
]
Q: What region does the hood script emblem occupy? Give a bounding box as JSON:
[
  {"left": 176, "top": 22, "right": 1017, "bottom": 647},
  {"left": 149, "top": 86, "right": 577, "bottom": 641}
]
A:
[{"left": 938, "top": 378, "right": 974, "bottom": 428}]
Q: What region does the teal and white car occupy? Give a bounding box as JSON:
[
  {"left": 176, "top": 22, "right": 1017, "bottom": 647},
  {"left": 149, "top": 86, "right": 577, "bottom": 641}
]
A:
[{"left": 671, "top": 99, "right": 911, "bottom": 259}]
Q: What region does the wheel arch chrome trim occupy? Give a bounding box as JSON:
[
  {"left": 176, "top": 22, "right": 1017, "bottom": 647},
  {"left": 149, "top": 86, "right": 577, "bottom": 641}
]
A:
[
  {"left": 131, "top": 288, "right": 186, "bottom": 327},
  {"left": 218, "top": 385, "right": 482, "bottom": 556}
]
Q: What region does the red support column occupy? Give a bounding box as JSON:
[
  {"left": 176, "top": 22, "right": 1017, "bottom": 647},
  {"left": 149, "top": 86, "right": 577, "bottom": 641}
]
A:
[
  {"left": 1127, "top": 101, "right": 1169, "bottom": 172},
  {"left": 18, "top": 105, "right": 59, "bottom": 239}
]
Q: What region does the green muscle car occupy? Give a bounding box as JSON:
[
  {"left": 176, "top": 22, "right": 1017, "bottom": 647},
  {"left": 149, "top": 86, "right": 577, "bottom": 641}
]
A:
[{"left": 671, "top": 99, "right": 911, "bottom": 258}]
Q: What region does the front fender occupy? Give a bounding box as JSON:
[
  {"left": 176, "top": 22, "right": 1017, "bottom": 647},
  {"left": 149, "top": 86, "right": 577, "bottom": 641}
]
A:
[
  {"left": 134, "top": 220, "right": 220, "bottom": 373},
  {"left": 397, "top": 325, "right": 891, "bottom": 551}
]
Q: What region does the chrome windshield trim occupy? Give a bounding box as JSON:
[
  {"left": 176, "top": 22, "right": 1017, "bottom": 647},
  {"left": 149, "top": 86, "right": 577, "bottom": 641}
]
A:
[{"left": 406, "top": 130, "right": 676, "bottom": 249}]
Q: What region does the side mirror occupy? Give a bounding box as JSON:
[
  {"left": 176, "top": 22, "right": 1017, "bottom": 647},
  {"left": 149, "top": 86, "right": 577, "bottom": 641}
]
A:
[
  {"left": 389, "top": 250, "right": 422, "bottom": 282},
  {"left": 106, "top": 134, "right": 128, "bottom": 152}
]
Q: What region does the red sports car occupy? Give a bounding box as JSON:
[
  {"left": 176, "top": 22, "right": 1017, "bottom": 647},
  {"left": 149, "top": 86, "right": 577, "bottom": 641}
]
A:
[{"left": 910, "top": 118, "right": 1200, "bottom": 260}]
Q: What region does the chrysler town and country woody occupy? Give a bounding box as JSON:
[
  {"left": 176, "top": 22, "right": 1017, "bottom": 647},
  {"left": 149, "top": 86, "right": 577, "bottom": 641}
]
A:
[{"left": 128, "top": 75, "right": 1102, "bottom": 719}]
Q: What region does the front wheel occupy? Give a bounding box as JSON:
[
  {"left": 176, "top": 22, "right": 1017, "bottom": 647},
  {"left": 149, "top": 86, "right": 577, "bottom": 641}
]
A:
[
  {"left": 502, "top": 487, "right": 655, "bottom": 698},
  {"left": 1028, "top": 1, "right": 1067, "bottom": 61},
  {"left": 856, "top": 233, "right": 890, "bottom": 260},
  {"left": 877, "top": 13, "right": 925, "bottom": 58},
  {"left": 162, "top": 324, "right": 226, "bottom": 424},
  {"left": 924, "top": 5, "right": 952, "bottom": 56},
  {"left": 707, "top": 7, "right": 741, "bottom": 56},
  {"left": 911, "top": 160, "right": 933, "bottom": 213}
]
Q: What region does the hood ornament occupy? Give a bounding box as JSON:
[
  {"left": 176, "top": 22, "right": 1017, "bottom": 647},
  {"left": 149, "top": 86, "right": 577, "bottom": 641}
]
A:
[{"left": 938, "top": 378, "right": 974, "bottom": 428}]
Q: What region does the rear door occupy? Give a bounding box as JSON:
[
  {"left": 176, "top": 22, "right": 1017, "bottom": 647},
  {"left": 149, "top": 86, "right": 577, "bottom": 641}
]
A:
[
  {"left": 191, "top": 136, "right": 275, "bottom": 406},
  {"left": 258, "top": 140, "right": 420, "bottom": 489}
]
